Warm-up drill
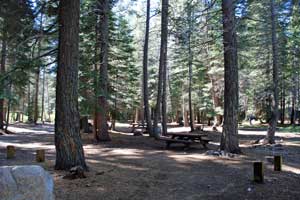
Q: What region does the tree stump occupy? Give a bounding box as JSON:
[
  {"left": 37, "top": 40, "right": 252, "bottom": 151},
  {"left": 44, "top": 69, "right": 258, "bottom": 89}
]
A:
[
  {"left": 274, "top": 155, "right": 282, "bottom": 171},
  {"left": 7, "top": 145, "right": 15, "bottom": 159},
  {"left": 36, "top": 149, "right": 45, "bottom": 162},
  {"left": 253, "top": 162, "right": 264, "bottom": 183}
]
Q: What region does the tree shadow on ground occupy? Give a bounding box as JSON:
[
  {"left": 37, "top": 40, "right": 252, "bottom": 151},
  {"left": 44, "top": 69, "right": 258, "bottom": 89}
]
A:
[{"left": 1, "top": 123, "right": 300, "bottom": 200}]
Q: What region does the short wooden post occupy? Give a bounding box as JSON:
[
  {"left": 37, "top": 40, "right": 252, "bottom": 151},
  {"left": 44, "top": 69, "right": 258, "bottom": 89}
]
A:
[
  {"left": 274, "top": 155, "right": 282, "bottom": 171},
  {"left": 36, "top": 149, "right": 45, "bottom": 162},
  {"left": 7, "top": 145, "right": 16, "bottom": 159},
  {"left": 253, "top": 162, "right": 264, "bottom": 183}
]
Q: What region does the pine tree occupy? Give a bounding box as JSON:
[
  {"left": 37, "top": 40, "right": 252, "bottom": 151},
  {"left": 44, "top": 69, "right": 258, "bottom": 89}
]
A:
[
  {"left": 220, "top": 0, "right": 240, "bottom": 153},
  {"left": 55, "top": 0, "right": 87, "bottom": 170}
]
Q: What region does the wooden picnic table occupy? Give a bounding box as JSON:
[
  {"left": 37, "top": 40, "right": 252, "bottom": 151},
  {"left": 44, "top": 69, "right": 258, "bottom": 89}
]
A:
[
  {"left": 167, "top": 132, "right": 207, "bottom": 139},
  {"left": 131, "top": 122, "right": 147, "bottom": 133},
  {"left": 162, "top": 132, "right": 211, "bottom": 149}
]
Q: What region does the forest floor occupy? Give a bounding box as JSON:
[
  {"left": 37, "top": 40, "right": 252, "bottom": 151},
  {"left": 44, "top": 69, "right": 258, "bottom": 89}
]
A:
[{"left": 0, "top": 123, "right": 300, "bottom": 200}]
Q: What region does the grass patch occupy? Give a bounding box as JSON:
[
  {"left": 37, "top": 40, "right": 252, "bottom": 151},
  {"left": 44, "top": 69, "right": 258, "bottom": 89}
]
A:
[
  {"left": 239, "top": 122, "right": 300, "bottom": 133},
  {"left": 278, "top": 126, "right": 300, "bottom": 133}
]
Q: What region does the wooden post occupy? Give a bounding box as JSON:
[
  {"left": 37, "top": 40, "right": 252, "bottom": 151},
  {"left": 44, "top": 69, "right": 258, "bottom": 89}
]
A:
[
  {"left": 7, "top": 145, "right": 15, "bottom": 159},
  {"left": 253, "top": 162, "right": 264, "bottom": 183},
  {"left": 36, "top": 149, "right": 45, "bottom": 162},
  {"left": 274, "top": 155, "right": 282, "bottom": 171}
]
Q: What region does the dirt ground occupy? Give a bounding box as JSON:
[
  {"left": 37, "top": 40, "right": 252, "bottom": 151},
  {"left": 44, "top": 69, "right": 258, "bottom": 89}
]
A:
[{"left": 0, "top": 123, "right": 300, "bottom": 200}]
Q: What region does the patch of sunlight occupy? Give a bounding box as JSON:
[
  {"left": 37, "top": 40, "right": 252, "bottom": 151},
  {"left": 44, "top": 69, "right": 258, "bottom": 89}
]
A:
[
  {"left": 87, "top": 159, "right": 148, "bottom": 171},
  {"left": 238, "top": 130, "right": 266, "bottom": 136},
  {"left": 115, "top": 123, "right": 131, "bottom": 128},
  {"left": 110, "top": 148, "right": 144, "bottom": 155},
  {"left": 111, "top": 130, "right": 133, "bottom": 136},
  {"left": 209, "top": 141, "right": 219, "bottom": 146},
  {"left": 84, "top": 146, "right": 144, "bottom": 155},
  {"left": 265, "top": 162, "right": 300, "bottom": 175},
  {"left": 285, "top": 141, "right": 300, "bottom": 147},
  {"left": 283, "top": 164, "right": 300, "bottom": 174},
  {"left": 168, "top": 154, "right": 210, "bottom": 163},
  {"left": 168, "top": 126, "right": 191, "bottom": 133},
  {"left": 8, "top": 127, "right": 53, "bottom": 134},
  {"left": 0, "top": 141, "right": 54, "bottom": 149}
]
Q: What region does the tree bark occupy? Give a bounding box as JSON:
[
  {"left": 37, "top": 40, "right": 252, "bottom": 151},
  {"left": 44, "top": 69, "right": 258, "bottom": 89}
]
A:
[
  {"left": 291, "top": 51, "right": 297, "bottom": 125},
  {"left": 5, "top": 83, "right": 12, "bottom": 132},
  {"left": 211, "top": 78, "right": 223, "bottom": 128},
  {"left": 27, "top": 80, "right": 33, "bottom": 122},
  {"left": 266, "top": 0, "right": 279, "bottom": 144},
  {"left": 55, "top": 0, "right": 87, "bottom": 170},
  {"left": 34, "top": 13, "right": 44, "bottom": 124},
  {"left": 182, "top": 86, "right": 189, "bottom": 127},
  {"left": 134, "top": 108, "right": 139, "bottom": 123},
  {"left": 220, "top": 0, "right": 240, "bottom": 153},
  {"left": 187, "top": 3, "right": 194, "bottom": 132},
  {"left": 93, "top": 16, "right": 99, "bottom": 137},
  {"left": 280, "top": 83, "right": 285, "bottom": 124},
  {"left": 95, "top": 0, "right": 111, "bottom": 141},
  {"left": 161, "top": 0, "right": 169, "bottom": 136},
  {"left": 0, "top": 28, "right": 7, "bottom": 130},
  {"left": 45, "top": 71, "right": 51, "bottom": 122},
  {"left": 154, "top": 0, "right": 169, "bottom": 136},
  {"left": 142, "top": 0, "right": 153, "bottom": 136},
  {"left": 33, "top": 65, "right": 40, "bottom": 124},
  {"left": 41, "top": 68, "right": 45, "bottom": 124}
]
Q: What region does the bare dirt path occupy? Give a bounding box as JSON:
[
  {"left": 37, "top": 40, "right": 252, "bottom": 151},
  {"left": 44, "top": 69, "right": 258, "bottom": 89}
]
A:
[{"left": 1, "top": 123, "right": 300, "bottom": 200}]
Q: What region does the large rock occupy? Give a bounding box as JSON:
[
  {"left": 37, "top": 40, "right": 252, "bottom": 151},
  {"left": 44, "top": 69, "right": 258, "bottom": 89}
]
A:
[{"left": 0, "top": 165, "right": 54, "bottom": 200}]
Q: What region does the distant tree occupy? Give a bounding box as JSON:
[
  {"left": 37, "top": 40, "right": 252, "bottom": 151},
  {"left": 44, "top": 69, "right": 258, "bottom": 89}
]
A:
[
  {"left": 161, "top": 0, "right": 169, "bottom": 136},
  {"left": 109, "top": 15, "right": 139, "bottom": 127},
  {"left": 0, "top": 22, "right": 7, "bottom": 130},
  {"left": 153, "top": 0, "right": 169, "bottom": 136},
  {"left": 95, "top": 0, "right": 111, "bottom": 141},
  {"left": 0, "top": 0, "right": 35, "bottom": 129},
  {"left": 186, "top": 1, "right": 194, "bottom": 132},
  {"left": 142, "top": 0, "right": 153, "bottom": 135},
  {"left": 33, "top": 11, "right": 44, "bottom": 124},
  {"left": 55, "top": 0, "right": 87, "bottom": 170}
]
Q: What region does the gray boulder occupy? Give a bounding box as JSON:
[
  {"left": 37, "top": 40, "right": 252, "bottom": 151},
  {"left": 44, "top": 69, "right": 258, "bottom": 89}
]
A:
[{"left": 0, "top": 165, "right": 54, "bottom": 200}]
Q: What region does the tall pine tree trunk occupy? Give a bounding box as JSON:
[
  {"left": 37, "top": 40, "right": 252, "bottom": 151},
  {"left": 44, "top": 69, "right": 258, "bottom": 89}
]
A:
[
  {"left": 160, "top": 0, "right": 169, "bottom": 136},
  {"left": 187, "top": 3, "right": 194, "bottom": 132},
  {"left": 93, "top": 13, "right": 100, "bottom": 136},
  {"left": 0, "top": 28, "right": 7, "bottom": 130},
  {"left": 211, "top": 78, "right": 223, "bottom": 128},
  {"left": 55, "top": 0, "right": 87, "bottom": 170},
  {"left": 142, "top": 0, "right": 153, "bottom": 136},
  {"left": 41, "top": 68, "right": 45, "bottom": 124},
  {"left": 5, "top": 82, "right": 12, "bottom": 132},
  {"left": 34, "top": 13, "right": 44, "bottom": 124},
  {"left": 153, "top": 51, "right": 162, "bottom": 134},
  {"left": 182, "top": 85, "right": 189, "bottom": 127},
  {"left": 95, "top": 0, "right": 111, "bottom": 141},
  {"left": 280, "top": 82, "right": 285, "bottom": 124},
  {"left": 291, "top": 52, "right": 297, "bottom": 125},
  {"left": 220, "top": 0, "right": 240, "bottom": 153},
  {"left": 27, "top": 80, "right": 33, "bottom": 122},
  {"left": 266, "top": 0, "right": 279, "bottom": 144},
  {"left": 33, "top": 66, "right": 40, "bottom": 124},
  {"left": 46, "top": 74, "right": 51, "bottom": 121}
]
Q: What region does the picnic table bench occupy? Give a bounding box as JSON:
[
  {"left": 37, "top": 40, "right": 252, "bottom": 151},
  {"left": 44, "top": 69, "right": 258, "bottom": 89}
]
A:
[
  {"left": 158, "top": 132, "right": 212, "bottom": 149},
  {"left": 158, "top": 136, "right": 193, "bottom": 149}
]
